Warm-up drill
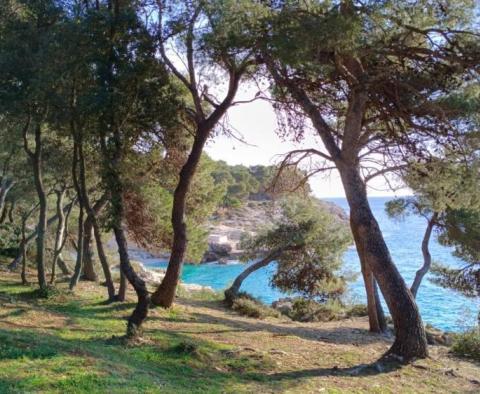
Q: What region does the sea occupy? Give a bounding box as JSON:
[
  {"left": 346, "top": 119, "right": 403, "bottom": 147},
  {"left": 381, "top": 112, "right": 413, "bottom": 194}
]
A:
[{"left": 144, "top": 196, "right": 479, "bottom": 332}]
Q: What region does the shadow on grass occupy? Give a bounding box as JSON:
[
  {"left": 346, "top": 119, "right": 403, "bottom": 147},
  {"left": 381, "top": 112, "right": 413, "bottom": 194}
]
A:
[
  {"left": 152, "top": 298, "right": 391, "bottom": 347},
  {"left": 0, "top": 325, "right": 281, "bottom": 393}
]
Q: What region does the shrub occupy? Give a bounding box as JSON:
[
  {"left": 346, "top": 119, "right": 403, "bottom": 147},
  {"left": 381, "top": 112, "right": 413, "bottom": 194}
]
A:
[
  {"left": 287, "top": 298, "right": 367, "bottom": 322},
  {"left": 451, "top": 329, "right": 480, "bottom": 361},
  {"left": 231, "top": 294, "right": 280, "bottom": 319},
  {"left": 345, "top": 304, "right": 369, "bottom": 318}
]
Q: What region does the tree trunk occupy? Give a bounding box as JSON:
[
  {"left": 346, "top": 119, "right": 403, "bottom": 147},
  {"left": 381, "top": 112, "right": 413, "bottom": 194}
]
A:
[
  {"left": 80, "top": 195, "right": 109, "bottom": 283},
  {"left": 117, "top": 270, "right": 127, "bottom": 302},
  {"left": 374, "top": 280, "right": 387, "bottom": 332},
  {"left": 114, "top": 224, "right": 149, "bottom": 337},
  {"left": 7, "top": 201, "right": 15, "bottom": 223},
  {"left": 0, "top": 202, "right": 8, "bottom": 224},
  {"left": 69, "top": 203, "right": 84, "bottom": 290},
  {"left": 360, "top": 259, "right": 386, "bottom": 333},
  {"left": 339, "top": 163, "right": 427, "bottom": 361},
  {"left": 151, "top": 129, "right": 210, "bottom": 308},
  {"left": 92, "top": 220, "right": 116, "bottom": 301},
  {"left": 29, "top": 124, "right": 48, "bottom": 291},
  {"left": 411, "top": 213, "right": 438, "bottom": 298},
  {"left": 81, "top": 221, "right": 98, "bottom": 281},
  {"left": 51, "top": 189, "right": 66, "bottom": 284},
  {"left": 224, "top": 251, "right": 279, "bottom": 305},
  {"left": 99, "top": 128, "right": 149, "bottom": 333},
  {"left": 69, "top": 130, "right": 85, "bottom": 290},
  {"left": 0, "top": 177, "right": 15, "bottom": 216},
  {"left": 20, "top": 217, "right": 28, "bottom": 285},
  {"left": 0, "top": 200, "right": 12, "bottom": 224},
  {"left": 57, "top": 254, "right": 72, "bottom": 276}
]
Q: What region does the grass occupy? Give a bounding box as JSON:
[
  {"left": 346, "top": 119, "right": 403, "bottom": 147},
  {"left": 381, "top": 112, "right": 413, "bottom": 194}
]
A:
[{"left": 0, "top": 269, "right": 479, "bottom": 393}]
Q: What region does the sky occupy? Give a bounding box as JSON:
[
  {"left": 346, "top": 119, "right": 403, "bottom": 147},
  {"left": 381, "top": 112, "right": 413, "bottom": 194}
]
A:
[{"left": 204, "top": 87, "right": 410, "bottom": 199}]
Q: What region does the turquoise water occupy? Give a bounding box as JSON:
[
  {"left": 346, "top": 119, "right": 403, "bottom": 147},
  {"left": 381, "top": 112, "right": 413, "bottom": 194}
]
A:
[{"left": 144, "top": 197, "right": 479, "bottom": 332}]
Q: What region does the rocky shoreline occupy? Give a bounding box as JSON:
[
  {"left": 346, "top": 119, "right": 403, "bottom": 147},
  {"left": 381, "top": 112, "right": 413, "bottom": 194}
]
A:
[
  {"left": 125, "top": 199, "right": 348, "bottom": 264},
  {"left": 203, "top": 199, "right": 348, "bottom": 263}
]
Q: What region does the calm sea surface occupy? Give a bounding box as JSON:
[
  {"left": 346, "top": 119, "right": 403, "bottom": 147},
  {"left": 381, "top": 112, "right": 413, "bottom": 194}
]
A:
[{"left": 144, "top": 196, "right": 479, "bottom": 332}]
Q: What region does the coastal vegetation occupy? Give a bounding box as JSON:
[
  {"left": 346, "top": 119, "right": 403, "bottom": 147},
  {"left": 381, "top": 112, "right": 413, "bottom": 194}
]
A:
[{"left": 0, "top": 0, "right": 479, "bottom": 392}]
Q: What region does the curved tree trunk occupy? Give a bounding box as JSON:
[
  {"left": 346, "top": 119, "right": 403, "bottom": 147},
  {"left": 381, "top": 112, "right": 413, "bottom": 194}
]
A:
[
  {"left": 25, "top": 123, "right": 48, "bottom": 291},
  {"left": 69, "top": 130, "right": 85, "bottom": 290},
  {"left": 92, "top": 220, "right": 116, "bottom": 301},
  {"left": 339, "top": 164, "right": 427, "bottom": 361},
  {"left": 224, "top": 251, "right": 280, "bottom": 305},
  {"left": 0, "top": 201, "right": 10, "bottom": 224},
  {"left": 114, "top": 224, "right": 150, "bottom": 337},
  {"left": 0, "top": 177, "right": 15, "bottom": 216},
  {"left": 57, "top": 254, "right": 72, "bottom": 276},
  {"left": 360, "top": 259, "right": 386, "bottom": 333},
  {"left": 151, "top": 128, "right": 210, "bottom": 308},
  {"left": 411, "top": 213, "right": 438, "bottom": 298},
  {"left": 69, "top": 204, "right": 84, "bottom": 290},
  {"left": 80, "top": 195, "right": 109, "bottom": 283},
  {"left": 374, "top": 280, "right": 387, "bottom": 333},
  {"left": 51, "top": 189, "right": 66, "bottom": 284}
]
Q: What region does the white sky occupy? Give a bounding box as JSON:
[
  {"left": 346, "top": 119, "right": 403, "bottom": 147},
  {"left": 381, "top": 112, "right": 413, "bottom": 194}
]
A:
[{"left": 204, "top": 88, "right": 410, "bottom": 198}]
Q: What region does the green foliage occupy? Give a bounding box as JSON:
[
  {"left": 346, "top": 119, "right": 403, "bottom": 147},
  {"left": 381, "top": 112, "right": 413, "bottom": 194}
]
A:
[
  {"left": 231, "top": 293, "right": 280, "bottom": 319},
  {"left": 241, "top": 197, "right": 351, "bottom": 299},
  {"left": 211, "top": 160, "right": 310, "bottom": 207},
  {"left": 286, "top": 298, "right": 367, "bottom": 323},
  {"left": 451, "top": 329, "right": 480, "bottom": 361},
  {"left": 430, "top": 209, "right": 480, "bottom": 299},
  {"left": 405, "top": 159, "right": 480, "bottom": 214},
  {"left": 0, "top": 223, "right": 20, "bottom": 251}
]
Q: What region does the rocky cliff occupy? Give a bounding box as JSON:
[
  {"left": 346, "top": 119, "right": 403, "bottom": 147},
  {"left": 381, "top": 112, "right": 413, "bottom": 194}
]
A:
[{"left": 202, "top": 199, "right": 348, "bottom": 263}]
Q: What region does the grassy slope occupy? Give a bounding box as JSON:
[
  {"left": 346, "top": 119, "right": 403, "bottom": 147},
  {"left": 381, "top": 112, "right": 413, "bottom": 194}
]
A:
[{"left": 0, "top": 268, "right": 479, "bottom": 393}]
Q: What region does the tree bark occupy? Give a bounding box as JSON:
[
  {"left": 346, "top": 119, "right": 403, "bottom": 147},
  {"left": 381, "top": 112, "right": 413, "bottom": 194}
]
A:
[
  {"left": 0, "top": 178, "right": 15, "bottom": 218},
  {"left": 57, "top": 254, "right": 72, "bottom": 276},
  {"left": 92, "top": 219, "right": 116, "bottom": 301},
  {"left": 7, "top": 200, "right": 15, "bottom": 223},
  {"left": 0, "top": 200, "right": 10, "bottom": 224},
  {"left": 69, "top": 204, "right": 84, "bottom": 290},
  {"left": 24, "top": 123, "right": 48, "bottom": 290},
  {"left": 411, "top": 213, "right": 438, "bottom": 298},
  {"left": 374, "top": 280, "right": 387, "bottom": 333},
  {"left": 69, "top": 130, "right": 85, "bottom": 290},
  {"left": 80, "top": 195, "right": 110, "bottom": 283},
  {"left": 81, "top": 221, "right": 98, "bottom": 281},
  {"left": 50, "top": 188, "right": 73, "bottom": 284},
  {"left": 339, "top": 163, "right": 427, "bottom": 360},
  {"left": 51, "top": 189, "right": 66, "bottom": 284},
  {"left": 151, "top": 128, "right": 210, "bottom": 308},
  {"left": 114, "top": 224, "right": 150, "bottom": 337},
  {"left": 116, "top": 270, "right": 127, "bottom": 302},
  {"left": 360, "top": 259, "right": 386, "bottom": 333},
  {"left": 224, "top": 251, "right": 280, "bottom": 305},
  {"left": 20, "top": 217, "right": 29, "bottom": 285}
]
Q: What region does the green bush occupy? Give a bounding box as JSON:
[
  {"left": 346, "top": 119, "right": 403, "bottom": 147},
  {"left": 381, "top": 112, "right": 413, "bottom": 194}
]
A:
[
  {"left": 231, "top": 294, "right": 280, "bottom": 319},
  {"left": 451, "top": 329, "right": 480, "bottom": 361},
  {"left": 287, "top": 298, "right": 367, "bottom": 322}
]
